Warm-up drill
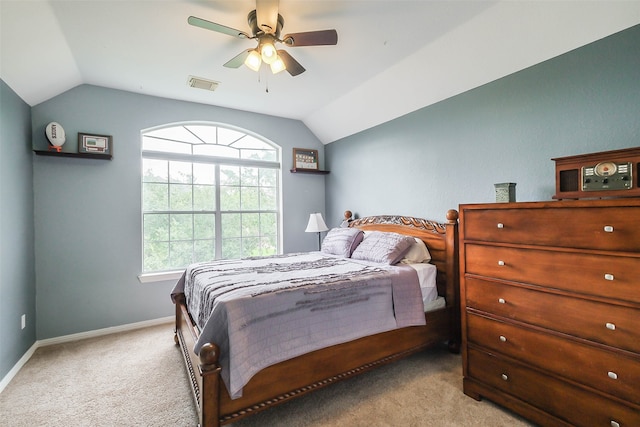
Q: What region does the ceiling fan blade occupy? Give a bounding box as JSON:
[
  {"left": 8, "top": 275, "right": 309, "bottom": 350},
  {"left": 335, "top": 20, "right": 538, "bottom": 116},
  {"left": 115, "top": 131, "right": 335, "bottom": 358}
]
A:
[
  {"left": 256, "top": 0, "right": 279, "bottom": 34},
  {"left": 277, "top": 50, "right": 305, "bottom": 76},
  {"left": 188, "top": 16, "right": 250, "bottom": 39},
  {"left": 224, "top": 50, "right": 252, "bottom": 68},
  {"left": 282, "top": 29, "right": 338, "bottom": 47}
]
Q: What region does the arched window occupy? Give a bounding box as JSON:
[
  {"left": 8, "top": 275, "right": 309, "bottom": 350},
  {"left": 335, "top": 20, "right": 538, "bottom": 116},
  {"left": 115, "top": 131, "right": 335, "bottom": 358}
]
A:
[{"left": 141, "top": 123, "right": 281, "bottom": 273}]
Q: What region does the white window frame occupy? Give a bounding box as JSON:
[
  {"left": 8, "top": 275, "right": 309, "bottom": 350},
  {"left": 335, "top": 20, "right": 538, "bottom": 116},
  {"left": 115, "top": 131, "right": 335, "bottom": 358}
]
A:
[{"left": 138, "top": 122, "right": 282, "bottom": 283}]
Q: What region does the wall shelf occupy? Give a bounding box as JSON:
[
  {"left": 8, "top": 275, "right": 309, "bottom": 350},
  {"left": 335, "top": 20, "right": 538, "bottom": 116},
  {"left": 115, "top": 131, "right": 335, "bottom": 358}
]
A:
[
  {"left": 290, "top": 168, "right": 329, "bottom": 175},
  {"left": 34, "top": 150, "right": 112, "bottom": 160}
]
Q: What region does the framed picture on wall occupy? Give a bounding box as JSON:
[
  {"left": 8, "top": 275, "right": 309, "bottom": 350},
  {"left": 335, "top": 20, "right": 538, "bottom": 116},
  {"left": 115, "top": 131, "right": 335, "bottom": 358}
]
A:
[
  {"left": 293, "top": 148, "right": 319, "bottom": 170},
  {"left": 78, "top": 133, "right": 112, "bottom": 155}
]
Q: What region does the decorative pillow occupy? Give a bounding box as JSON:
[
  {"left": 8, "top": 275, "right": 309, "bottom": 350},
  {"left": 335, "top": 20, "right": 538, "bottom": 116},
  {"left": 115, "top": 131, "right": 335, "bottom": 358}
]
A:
[
  {"left": 351, "top": 231, "right": 415, "bottom": 264},
  {"left": 399, "top": 238, "right": 432, "bottom": 264},
  {"left": 321, "top": 227, "right": 364, "bottom": 257}
]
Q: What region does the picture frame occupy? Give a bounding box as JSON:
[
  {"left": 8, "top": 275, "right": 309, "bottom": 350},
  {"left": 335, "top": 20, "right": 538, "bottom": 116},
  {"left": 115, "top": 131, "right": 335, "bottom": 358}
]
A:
[
  {"left": 78, "top": 132, "right": 112, "bottom": 155},
  {"left": 293, "top": 148, "right": 319, "bottom": 170}
]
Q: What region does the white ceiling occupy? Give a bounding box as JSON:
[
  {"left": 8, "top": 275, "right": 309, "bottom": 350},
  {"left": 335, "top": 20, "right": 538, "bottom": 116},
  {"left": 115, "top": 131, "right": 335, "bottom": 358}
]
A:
[{"left": 2, "top": 1, "right": 640, "bottom": 144}]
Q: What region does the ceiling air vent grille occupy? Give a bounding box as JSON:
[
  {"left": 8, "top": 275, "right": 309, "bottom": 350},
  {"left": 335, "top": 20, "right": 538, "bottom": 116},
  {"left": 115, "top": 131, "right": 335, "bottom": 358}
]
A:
[{"left": 187, "top": 76, "right": 219, "bottom": 91}]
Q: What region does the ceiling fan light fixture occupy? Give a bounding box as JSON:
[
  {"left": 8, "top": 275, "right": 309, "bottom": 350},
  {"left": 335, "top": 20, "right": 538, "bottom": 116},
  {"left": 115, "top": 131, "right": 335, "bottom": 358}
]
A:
[
  {"left": 270, "top": 56, "right": 286, "bottom": 74},
  {"left": 260, "top": 42, "right": 277, "bottom": 64},
  {"left": 245, "top": 49, "right": 262, "bottom": 72}
]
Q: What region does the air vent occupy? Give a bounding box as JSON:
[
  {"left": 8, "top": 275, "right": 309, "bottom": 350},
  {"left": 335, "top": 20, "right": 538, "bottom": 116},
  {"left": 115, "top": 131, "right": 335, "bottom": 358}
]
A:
[{"left": 187, "top": 76, "right": 219, "bottom": 91}]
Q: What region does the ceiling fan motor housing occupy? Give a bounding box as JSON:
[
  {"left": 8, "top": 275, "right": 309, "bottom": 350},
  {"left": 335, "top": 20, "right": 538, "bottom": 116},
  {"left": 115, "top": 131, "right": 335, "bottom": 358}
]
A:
[{"left": 247, "top": 9, "right": 284, "bottom": 38}]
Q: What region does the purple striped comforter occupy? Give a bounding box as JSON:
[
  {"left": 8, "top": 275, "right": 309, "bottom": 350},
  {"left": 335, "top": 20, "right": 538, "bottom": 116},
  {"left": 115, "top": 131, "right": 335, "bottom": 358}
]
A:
[{"left": 171, "top": 252, "right": 425, "bottom": 399}]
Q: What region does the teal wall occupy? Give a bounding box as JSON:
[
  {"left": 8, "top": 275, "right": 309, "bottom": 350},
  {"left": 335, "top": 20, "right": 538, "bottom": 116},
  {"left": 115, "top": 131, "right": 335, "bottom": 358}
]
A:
[
  {"left": 30, "top": 85, "right": 325, "bottom": 340},
  {"left": 0, "top": 80, "right": 36, "bottom": 380},
  {"left": 325, "top": 24, "right": 640, "bottom": 224}
]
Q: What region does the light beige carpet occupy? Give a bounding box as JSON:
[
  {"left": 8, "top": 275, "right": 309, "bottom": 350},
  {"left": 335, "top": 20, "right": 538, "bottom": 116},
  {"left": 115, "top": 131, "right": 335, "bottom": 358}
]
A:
[{"left": 0, "top": 323, "right": 533, "bottom": 426}]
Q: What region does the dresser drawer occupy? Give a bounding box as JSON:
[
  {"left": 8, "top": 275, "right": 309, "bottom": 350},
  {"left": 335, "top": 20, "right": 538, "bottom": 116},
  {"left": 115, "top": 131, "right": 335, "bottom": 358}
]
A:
[
  {"left": 464, "top": 244, "right": 640, "bottom": 304},
  {"left": 461, "top": 206, "right": 640, "bottom": 251},
  {"left": 467, "top": 347, "right": 640, "bottom": 427},
  {"left": 465, "top": 277, "right": 640, "bottom": 353},
  {"left": 467, "top": 313, "right": 640, "bottom": 404}
]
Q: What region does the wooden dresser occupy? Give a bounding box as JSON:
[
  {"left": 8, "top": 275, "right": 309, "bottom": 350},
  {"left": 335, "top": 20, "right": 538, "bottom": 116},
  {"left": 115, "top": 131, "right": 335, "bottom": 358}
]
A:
[{"left": 459, "top": 199, "right": 640, "bottom": 426}]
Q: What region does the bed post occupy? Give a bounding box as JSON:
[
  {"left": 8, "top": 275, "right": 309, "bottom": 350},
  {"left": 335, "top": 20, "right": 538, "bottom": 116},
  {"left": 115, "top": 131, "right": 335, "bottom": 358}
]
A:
[
  {"left": 445, "top": 209, "right": 460, "bottom": 353},
  {"left": 199, "top": 343, "right": 221, "bottom": 427}
]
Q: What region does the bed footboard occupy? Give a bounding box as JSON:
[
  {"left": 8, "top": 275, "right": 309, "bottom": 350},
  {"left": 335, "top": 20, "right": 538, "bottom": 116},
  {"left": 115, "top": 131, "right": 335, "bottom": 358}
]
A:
[{"left": 174, "top": 293, "right": 222, "bottom": 427}]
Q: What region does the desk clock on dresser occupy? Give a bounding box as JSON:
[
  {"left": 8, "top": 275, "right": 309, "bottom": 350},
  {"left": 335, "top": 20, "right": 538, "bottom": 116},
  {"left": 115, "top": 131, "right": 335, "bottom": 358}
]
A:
[{"left": 459, "top": 198, "right": 640, "bottom": 426}]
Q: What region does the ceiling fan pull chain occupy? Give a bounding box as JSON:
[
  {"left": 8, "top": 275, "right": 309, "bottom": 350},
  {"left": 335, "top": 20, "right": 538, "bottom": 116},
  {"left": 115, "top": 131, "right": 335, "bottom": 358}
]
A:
[{"left": 263, "top": 67, "right": 270, "bottom": 93}]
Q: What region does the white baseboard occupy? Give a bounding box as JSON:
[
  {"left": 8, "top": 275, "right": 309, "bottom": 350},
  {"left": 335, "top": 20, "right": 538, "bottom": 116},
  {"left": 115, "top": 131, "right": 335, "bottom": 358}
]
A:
[
  {"left": 38, "top": 316, "right": 174, "bottom": 347},
  {"left": 0, "top": 316, "right": 174, "bottom": 394},
  {"left": 0, "top": 342, "right": 38, "bottom": 394}
]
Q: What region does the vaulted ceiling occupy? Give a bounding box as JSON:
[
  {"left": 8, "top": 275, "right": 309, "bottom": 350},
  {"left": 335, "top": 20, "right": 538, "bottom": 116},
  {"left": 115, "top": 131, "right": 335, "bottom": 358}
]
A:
[{"left": 2, "top": 1, "right": 639, "bottom": 144}]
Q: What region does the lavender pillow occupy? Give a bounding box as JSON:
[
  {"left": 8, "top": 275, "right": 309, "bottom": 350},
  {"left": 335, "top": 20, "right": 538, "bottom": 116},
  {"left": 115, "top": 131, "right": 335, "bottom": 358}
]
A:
[
  {"left": 351, "top": 231, "right": 415, "bottom": 265},
  {"left": 321, "top": 227, "right": 364, "bottom": 257}
]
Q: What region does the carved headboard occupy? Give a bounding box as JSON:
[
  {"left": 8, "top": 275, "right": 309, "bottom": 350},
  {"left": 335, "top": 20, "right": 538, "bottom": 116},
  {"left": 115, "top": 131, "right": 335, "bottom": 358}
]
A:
[{"left": 349, "top": 210, "right": 459, "bottom": 306}]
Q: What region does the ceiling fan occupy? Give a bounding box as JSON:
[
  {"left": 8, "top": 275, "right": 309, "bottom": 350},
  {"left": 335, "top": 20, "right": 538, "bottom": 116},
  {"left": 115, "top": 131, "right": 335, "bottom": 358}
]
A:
[{"left": 188, "top": 0, "right": 338, "bottom": 76}]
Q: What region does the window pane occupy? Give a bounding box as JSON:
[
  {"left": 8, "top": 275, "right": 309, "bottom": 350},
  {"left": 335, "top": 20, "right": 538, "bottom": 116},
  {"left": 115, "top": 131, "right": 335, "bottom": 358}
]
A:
[
  {"left": 193, "top": 214, "right": 215, "bottom": 239},
  {"left": 241, "top": 187, "right": 260, "bottom": 211},
  {"left": 259, "top": 187, "right": 276, "bottom": 210},
  {"left": 259, "top": 168, "right": 277, "bottom": 187},
  {"left": 261, "top": 234, "right": 277, "bottom": 256},
  {"left": 242, "top": 213, "right": 260, "bottom": 237},
  {"left": 144, "top": 241, "right": 169, "bottom": 271},
  {"left": 232, "top": 135, "right": 271, "bottom": 149},
  {"left": 143, "top": 183, "right": 169, "bottom": 211},
  {"left": 142, "top": 137, "right": 192, "bottom": 154},
  {"left": 193, "top": 185, "right": 215, "bottom": 211},
  {"left": 169, "top": 161, "right": 192, "bottom": 184},
  {"left": 170, "top": 184, "right": 193, "bottom": 211},
  {"left": 222, "top": 238, "right": 242, "bottom": 259},
  {"left": 193, "top": 144, "right": 239, "bottom": 158},
  {"left": 221, "top": 213, "right": 241, "bottom": 238},
  {"left": 220, "top": 186, "right": 240, "bottom": 211},
  {"left": 193, "top": 163, "right": 215, "bottom": 185},
  {"left": 142, "top": 159, "right": 168, "bottom": 183},
  {"left": 143, "top": 213, "right": 169, "bottom": 241},
  {"left": 185, "top": 125, "right": 217, "bottom": 144},
  {"left": 260, "top": 212, "right": 277, "bottom": 234},
  {"left": 170, "top": 214, "right": 193, "bottom": 240},
  {"left": 170, "top": 241, "right": 193, "bottom": 269},
  {"left": 194, "top": 239, "right": 215, "bottom": 261},
  {"left": 220, "top": 165, "right": 240, "bottom": 185},
  {"left": 243, "top": 237, "right": 261, "bottom": 257},
  {"left": 218, "top": 127, "right": 245, "bottom": 146},
  {"left": 146, "top": 126, "right": 201, "bottom": 144},
  {"left": 241, "top": 167, "right": 259, "bottom": 186}
]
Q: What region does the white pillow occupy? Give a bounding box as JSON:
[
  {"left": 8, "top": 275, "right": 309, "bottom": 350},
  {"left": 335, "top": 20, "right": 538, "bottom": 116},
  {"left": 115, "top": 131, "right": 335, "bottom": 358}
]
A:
[{"left": 399, "top": 238, "right": 432, "bottom": 264}]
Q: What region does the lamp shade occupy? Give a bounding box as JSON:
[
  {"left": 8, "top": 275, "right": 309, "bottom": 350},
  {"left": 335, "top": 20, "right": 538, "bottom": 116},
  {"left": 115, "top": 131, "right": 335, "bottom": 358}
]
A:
[
  {"left": 305, "top": 213, "right": 329, "bottom": 233},
  {"left": 244, "top": 49, "right": 262, "bottom": 71}
]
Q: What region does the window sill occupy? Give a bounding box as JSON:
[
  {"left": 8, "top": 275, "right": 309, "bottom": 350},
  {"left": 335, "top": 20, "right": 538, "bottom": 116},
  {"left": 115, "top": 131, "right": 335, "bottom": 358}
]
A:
[{"left": 138, "top": 270, "right": 183, "bottom": 283}]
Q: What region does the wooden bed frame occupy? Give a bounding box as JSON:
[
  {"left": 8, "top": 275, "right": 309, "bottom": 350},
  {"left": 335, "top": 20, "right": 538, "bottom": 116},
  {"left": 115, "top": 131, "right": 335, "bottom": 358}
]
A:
[{"left": 173, "top": 210, "right": 460, "bottom": 426}]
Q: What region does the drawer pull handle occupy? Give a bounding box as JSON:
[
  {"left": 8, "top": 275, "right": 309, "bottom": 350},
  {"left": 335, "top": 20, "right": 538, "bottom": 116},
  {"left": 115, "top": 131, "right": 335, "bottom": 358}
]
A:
[
  {"left": 498, "top": 298, "right": 506, "bottom": 304},
  {"left": 603, "top": 225, "right": 614, "bottom": 233},
  {"left": 501, "top": 374, "right": 508, "bottom": 381},
  {"left": 498, "top": 260, "right": 505, "bottom": 266},
  {"left": 608, "top": 371, "right": 618, "bottom": 380},
  {"left": 611, "top": 421, "right": 621, "bottom": 427},
  {"left": 604, "top": 273, "right": 614, "bottom": 281},
  {"left": 499, "top": 335, "right": 507, "bottom": 343},
  {"left": 497, "top": 223, "right": 504, "bottom": 229},
  {"left": 606, "top": 322, "right": 616, "bottom": 331}
]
